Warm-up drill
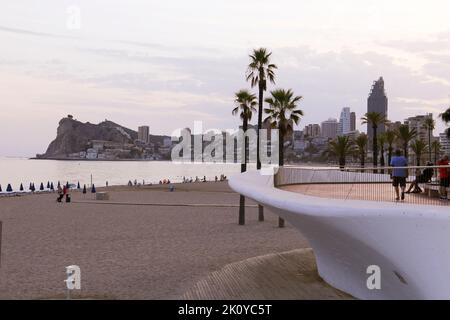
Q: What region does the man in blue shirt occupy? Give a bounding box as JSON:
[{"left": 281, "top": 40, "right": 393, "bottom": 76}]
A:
[{"left": 390, "top": 149, "right": 408, "bottom": 201}]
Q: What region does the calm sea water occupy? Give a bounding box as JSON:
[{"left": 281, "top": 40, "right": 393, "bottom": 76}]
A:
[{"left": 0, "top": 157, "right": 252, "bottom": 190}]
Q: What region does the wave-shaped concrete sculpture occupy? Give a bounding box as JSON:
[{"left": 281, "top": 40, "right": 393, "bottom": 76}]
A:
[{"left": 229, "top": 170, "right": 450, "bottom": 300}]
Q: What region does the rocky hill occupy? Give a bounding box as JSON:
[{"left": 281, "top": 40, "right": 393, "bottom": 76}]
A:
[{"left": 40, "top": 117, "right": 139, "bottom": 158}]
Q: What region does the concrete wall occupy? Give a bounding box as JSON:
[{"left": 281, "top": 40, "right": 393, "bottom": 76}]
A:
[{"left": 229, "top": 170, "right": 450, "bottom": 300}]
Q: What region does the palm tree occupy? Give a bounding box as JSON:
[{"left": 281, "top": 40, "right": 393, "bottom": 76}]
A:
[
  {"left": 264, "top": 89, "right": 303, "bottom": 166},
  {"left": 440, "top": 107, "right": 450, "bottom": 138},
  {"left": 232, "top": 90, "right": 257, "bottom": 226},
  {"left": 246, "top": 48, "right": 277, "bottom": 222},
  {"left": 328, "top": 136, "right": 355, "bottom": 169},
  {"left": 246, "top": 48, "right": 277, "bottom": 169},
  {"left": 233, "top": 90, "right": 257, "bottom": 172},
  {"left": 422, "top": 115, "right": 435, "bottom": 162},
  {"left": 384, "top": 129, "right": 396, "bottom": 165},
  {"left": 264, "top": 89, "right": 303, "bottom": 228},
  {"left": 431, "top": 140, "right": 442, "bottom": 164},
  {"left": 410, "top": 139, "right": 428, "bottom": 166},
  {"left": 354, "top": 133, "right": 368, "bottom": 168},
  {"left": 396, "top": 124, "right": 417, "bottom": 161},
  {"left": 378, "top": 133, "right": 387, "bottom": 173},
  {"left": 361, "top": 112, "right": 387, "bottom": 169}
]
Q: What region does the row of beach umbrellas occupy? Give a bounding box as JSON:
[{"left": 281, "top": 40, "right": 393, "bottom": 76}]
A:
[{"left": 0, "top": 181, "right": 96, "bottom": 194}]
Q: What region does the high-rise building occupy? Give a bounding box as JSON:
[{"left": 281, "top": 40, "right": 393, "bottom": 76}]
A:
[
  {"left": 338, "top": 107, "right": 352, "bottom": 136},
  {"left": 405, "top": 114, "right": 432, "bottom": 143},
  {"left": 321, "top": 118, "right": 339, "bottom": 140},
  {"left": 138, "top": 126, "right": 150, "bottom": 144},
  {"left": 367, "top": 77, "right": 388, "bottom": 144},
  {"left": 350, "top": 112, "right": 356, "bottom": 132},
  {"left": 304, "top": 124, "right": 321, "bottom": 138},
  {"left": 440, "top": 133, "right": 450, "bottom": 156}
]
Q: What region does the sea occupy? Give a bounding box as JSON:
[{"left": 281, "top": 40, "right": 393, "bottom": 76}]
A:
[{"left": 0, "top": 157, "right": 253, "bottom": 190}]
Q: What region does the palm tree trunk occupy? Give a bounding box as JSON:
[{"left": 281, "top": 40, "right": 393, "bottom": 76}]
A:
[
  {"left": 239, "top": 119, "right": 248, "bottom": 225},
  {"left": 279, "top": 131, "right": 284, "bottom": 166},
  {"left": 239, "top": 195, "right": 245, "bottom": 225},
  {"left": 257, "top": 82, "right": 263, "bottom": 170},
  {"left": 428, "top": 130, "right": 432, "bottom": 162},
  {"left": 380, "top": 146, "right": 385, "bottom": 174},
  {"left": 372, "top": 127, "right": 378, "bottom": 172},
  {"left": 278, "top": 131, "right": 285, "bottom": 228},
  {"left": 257, "top": 80, "right": 264, "bottom": 222},
  {"left": 339, "top": 156, "right": 345, "bottom": 169},
  {"left": 388, "top": 146, "right": 393, "bottom": 166},
  {"left": 404, "top": 143, "right": 408, "bottom": 161}
]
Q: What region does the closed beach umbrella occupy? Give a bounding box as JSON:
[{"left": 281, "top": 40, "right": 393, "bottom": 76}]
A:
[
  {"left": 50, "top": 182, "right": 54, "bottom": 190},
  {"left": 83, "top": 184, "right": 87, "bottom": 194},
  {"left": 40, "top": 182, "right": 44, "bottom": 191},
  {"left": 57, "top": 181, "right": 61, "bottom": 189},
  {"left": 6, "top": 184, "right": 12, "bottom": 192},
  {"left": 0, "top": 185, "right": 2, "bottom": 192},
  {"left": 20, "top": 183, "right": 24, "bottom": 191},
  {"left": 91, "top": 184, "right": 96, "bottom": 193},
  {"left": 77, "top": 181, "right": 81, "bottom": 189},
  {"left": 66, "top": 181, "right": 69, "bottom": 189},
  {"left": 29, "top": 182, "right": 33, "bottom": 191},
  {"left": 47, "top": 181, "right": 50, "bottom": 189}
]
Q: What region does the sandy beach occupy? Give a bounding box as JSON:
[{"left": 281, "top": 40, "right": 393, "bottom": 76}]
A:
[{"left": 0, "top": 182, "right": 309, "bottom": 299}]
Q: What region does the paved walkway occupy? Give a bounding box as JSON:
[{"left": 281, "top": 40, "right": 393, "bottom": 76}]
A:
[{"left": 182, "top": 248, "right": 352, "bottom": 300}]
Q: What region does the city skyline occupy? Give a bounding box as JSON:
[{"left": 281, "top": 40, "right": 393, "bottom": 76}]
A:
[{"left": 1, "top": 0, "right": 450, "bottom": 157}]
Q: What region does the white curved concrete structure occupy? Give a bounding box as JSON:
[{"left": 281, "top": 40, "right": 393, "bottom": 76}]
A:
[{"left": 229, "top": 170, "right": 450, "bottom": 300}]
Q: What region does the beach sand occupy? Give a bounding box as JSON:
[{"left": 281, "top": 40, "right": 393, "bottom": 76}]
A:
[{"left": 0, "top": 182, "right": 310, "bottom": 299}]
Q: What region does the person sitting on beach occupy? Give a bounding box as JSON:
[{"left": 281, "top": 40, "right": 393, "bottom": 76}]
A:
[
  {"left": 128, "top": 180, "right": 133, "bottom": 186},
  {"left": 159, "top": 180, "right": 162, "bottom": 184},
  {"left": 56, "top": 185, "right": 64, "bottom": 202},
  {"left": 215, "top": 176, "right": 218, "bottom": 182},
  {"left": 390, "top": 149, "right": 408, "bottom": 201},
  {"left": 406, "top": 162, "right": 433, "bottom": 194},
  {"left": 202, "top": 176, "right": 206, "bottom": 182}
]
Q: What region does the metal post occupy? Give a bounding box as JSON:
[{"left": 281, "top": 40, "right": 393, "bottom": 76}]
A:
[{"left": 0, "top": 221, "right": 2, "bottom": 268}]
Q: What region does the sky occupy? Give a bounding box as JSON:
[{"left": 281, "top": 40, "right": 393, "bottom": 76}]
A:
[{"left": 1, "top": 0, "right": 450, "bottom": 157}]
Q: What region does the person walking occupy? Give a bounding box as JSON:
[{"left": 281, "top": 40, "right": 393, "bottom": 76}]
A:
[
  {"left": 390, "top": 149, "right": 408, "bottom": 201},
  {"left": 438, "top": 155, "right": 449, "bottom": 200},
  {"left": 56, "top": 185, "right": 64, "bottom": 202}
]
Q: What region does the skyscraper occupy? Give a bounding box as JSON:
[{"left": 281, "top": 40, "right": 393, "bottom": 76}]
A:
[
  {"left": 138, "top": 126, "right": 150, "bottom": 144},
  {"left": 350, "top": 112, "right": 356, "bottom": 132},
  {"left": 367, "top": 77, "right": 388, "bottom": 143},
  {"left": 321, "top": 118, "right": 339, "bottom": 140},
  {"left": 338, "top": 107, "right": 352, "bottom": 136}
]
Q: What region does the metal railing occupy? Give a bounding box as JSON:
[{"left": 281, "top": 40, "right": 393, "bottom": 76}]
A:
[{"left": 275, "top": 165, "right": 450, "bottom": 206}]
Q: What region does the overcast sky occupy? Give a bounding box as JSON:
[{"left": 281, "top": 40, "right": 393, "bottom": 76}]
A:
[{"left": 1, "top": 0, "right": 450, "bottom": 156}]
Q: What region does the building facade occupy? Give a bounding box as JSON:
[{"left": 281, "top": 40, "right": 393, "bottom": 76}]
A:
[
  {"left": 321, "top": 118, "right": 339, "bottom": 140},
  {"left": 367, "top": 77, "right": 388, "bottom": 144},
  {"left": 304, "top": 124, "right": 321, "bottom": 138},
  {"left": 440, "top": 133, "right": 450, "bottom": 156},
  {"left": 338, "top": 107, "right": 352, "bottom": 136},
  {"left": 350, "top": 112, "right": 356, "bottom": 132},
  {"left": 138, "top": 126, "right": 150, "bottom": 144}
]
